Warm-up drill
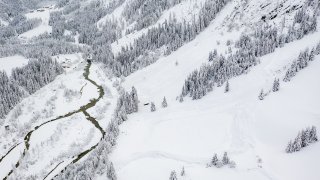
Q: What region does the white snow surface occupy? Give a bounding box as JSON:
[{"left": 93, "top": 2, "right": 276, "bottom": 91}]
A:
[
  {"left": 109, "top": 1, "right": 320, "bottom": 179},
  {"left": 111, "top": 31, "right": 320, "bottom": 180},
  {"left": 0, "top": 55, "right": 29, "bottom": 75},
  {"left": 20, "top": 6, "right": 55, "bottom": 39}
]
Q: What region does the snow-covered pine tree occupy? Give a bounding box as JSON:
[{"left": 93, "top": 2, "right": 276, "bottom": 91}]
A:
[
  {"left": 211, "top": 153, "right": 219, "bottom": 166},
  {"left": 301, "top": 130, "right": 308, "bottom": 147},
  {"left": 286, "top": 140, "right": 293, "bottom": 153},
  {"left": 310, "top": 126, "right": 318, "bottom": 143},
  {"left": 292, "top": 132, "right": 302, "bottom": 152},
  {"left": 162, "top": 96, "right": 168, "bottom": 108},
  {"left": 222, "top": 152, "right": 230, "bottom": 165},
  {"left": 272, "top": 78, "right": 280, "bottom": 92},
  {"left": 169, "top": 170, "right": 178, "bottom": 180},
  {"left": 179, "top": 95, "right": 184, "bottom": 103},
  {"left": 208, "top": 49, "right": 217, "bottom": 61},
  {"left": 130, "top": 86, "right": 139, "bottom": 112},
  {"left": 286, "top": 126, "right": 318, "bottom": 153},
  {"left": 258, "top": 89, "right": 265, "bottom": 100},
  {"left": 181, "top": 167, "right": 185, "bottom": 176},
  {"left": 107, "top": 162, "right": 117, "bottom": 180},
  {"left": 224, "top": 81, "right": 229, "bottom": 93},
  {"left": 151, "top": 102, "right": 156, "bottom": 112}
]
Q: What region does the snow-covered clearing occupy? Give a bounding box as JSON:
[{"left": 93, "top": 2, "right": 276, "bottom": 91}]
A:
[
  {"left": 20, "top": 6, "right": 55, "bottom": 39},
  {"left": 0, "top": 55, "right": 29, "bottom": 75}
]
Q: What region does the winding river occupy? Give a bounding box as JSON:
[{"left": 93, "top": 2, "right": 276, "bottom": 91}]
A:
[{"left": 1, "top": 60, "right": 106, "bottom": 180}]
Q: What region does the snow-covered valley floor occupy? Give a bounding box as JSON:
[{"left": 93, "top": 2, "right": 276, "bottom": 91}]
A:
[{"left": 0, "top": 54, "right": 118, "bottom": 179}]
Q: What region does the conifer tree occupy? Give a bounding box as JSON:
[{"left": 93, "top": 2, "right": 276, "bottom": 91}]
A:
[
  {"left": 211, "top": 153, "right": 219, "bottom": 166},
  {"left": 162, "top": 96, "right": 168, "bottom": 108},
  {"left": 310, "top": 126, "right": 318, "bottom": 142},
  {"left": 258, "top": 89, "right": 264, "bottom": 100},
  {"left": 131, "top": 86, "right": 139, "bottom": 112},
  {"left": 224, "top": 81, "right": 229, "bottom": 93},
  {"left": 169, "top": 170, "right": 178, "bottom": 180},
  {"left": 222, "top": 152, "right": 230, "bottom": 165},
  {"left": 107, "top": 162, "right": 117, "bottom": 180},
  {"left": 272, "top": 78, "right": 280, "bottom": 92},
  {"left": 151, "top": 102, "right": 156, "bottom": 112},
  {"left": 181, "top": 167, "right": 185, "bottom": 176},
  {"left": 286, "top": 140, "right": 293, "bottom": 153}
]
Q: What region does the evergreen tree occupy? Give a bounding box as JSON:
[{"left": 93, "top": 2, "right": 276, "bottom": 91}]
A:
[
  {"left": 286, "top": 126, "right": 318, "bottom": 153},
  {"left": 310, "top": 126, "right": 318, "bottom": 143},
  {"left": 151, "top": 102, "right": 156, "bottom": 112},
  {"left": 301, "top": 130, "right": 308, "bottom": 147},
  {"left": 272, "top": 78, "right": 280, "bottom": 92},
  {"left": 222, "top": 152, "right": 230, "bottom": 165},
  {"left": 258, "top": 89, "right": 265, "bottom": 100},
  {"left": 169, "top": 170, "right": 178, "bottom": 180},
  {"left": 179, "top": 95, "right": 184, "bottom": 103},
  {"left": 292, "top": 132, "right": 302, "bottom": 152},
  {"left": 211, "top": 153, "right": 219, "bottom": 166},
  {"left": 180, "top": 167, "right": 185, "bottom": 176},
  {"left": 107, "top": 162, "right": 117, "bottom": 180},
  {"left": 162, "top": 96, "right": 168, "bottom": 108},
  {"left": 130, "top": 86, "right": 139, "bottom": 112},
  {"left": 224, "top": 81, "right": 229, "bottom": 93},
  {"left": 286, "top": 140, "right": 293, "bottom": 153}
]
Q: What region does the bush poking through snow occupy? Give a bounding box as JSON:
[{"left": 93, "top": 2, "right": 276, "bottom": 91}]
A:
[{"left": 286, "top": 126, "right": 318, "bottom": 153}]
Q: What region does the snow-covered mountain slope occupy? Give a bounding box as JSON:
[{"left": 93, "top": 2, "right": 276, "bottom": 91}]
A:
[
  {"left": 111, "top": 31, "right": 320, "bottom": 180},
  {"left": 0, "top": 0, "right": 319, "bottom": 179},
  {"left": 105, "top": 0, "right": 320, "bottom": 180}
]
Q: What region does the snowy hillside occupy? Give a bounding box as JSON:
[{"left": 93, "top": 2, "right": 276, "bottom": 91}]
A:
[{"left": 0, "top": 0, "right": 319, "bottom": 180}]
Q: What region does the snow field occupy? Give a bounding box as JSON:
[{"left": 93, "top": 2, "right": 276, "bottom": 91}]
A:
[{"left": 0, "top": 55, "right": 29, "bottom": 74}]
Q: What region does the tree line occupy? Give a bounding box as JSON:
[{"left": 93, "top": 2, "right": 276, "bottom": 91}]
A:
[
  {"left": 0, "top": 57, "right": 63, "bottom": 119},
  {"left": 286, "top": 126, "right": 318, "bottom": 153},
  {"left": 180, "top": 2, "right": 318, "bottom": 100},
  {"left": 123, "top": 0, "right": 182, "bottom": 32},
  {"left": 106, "top": 0, "right": 231, "bottom": 77}
]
